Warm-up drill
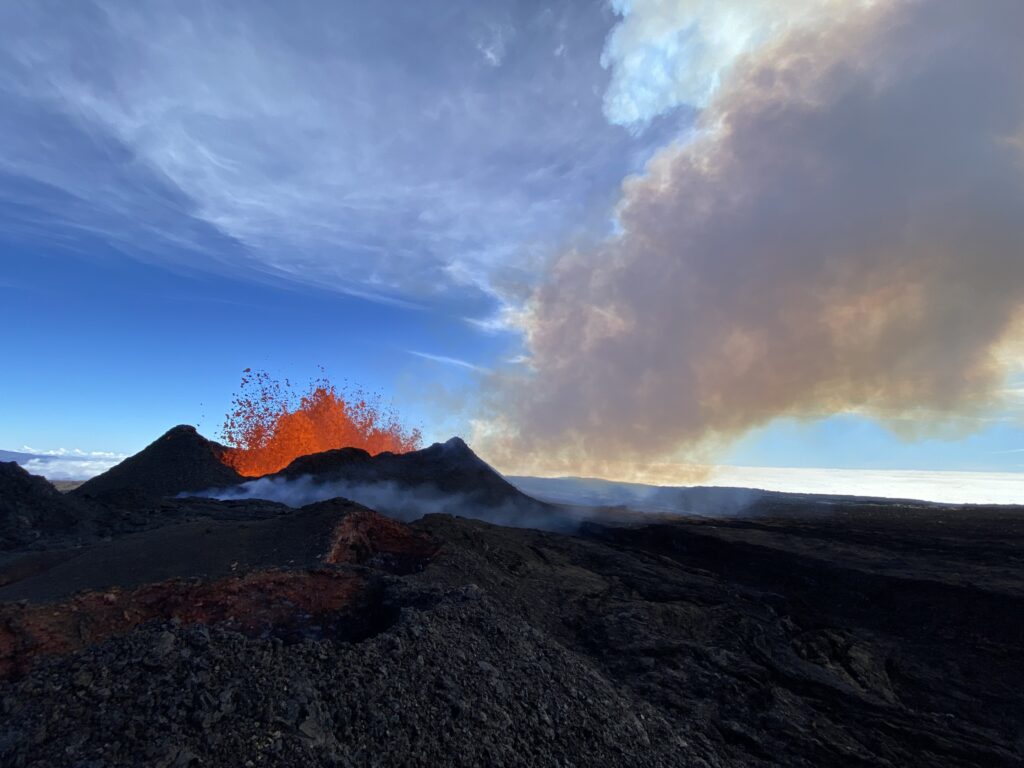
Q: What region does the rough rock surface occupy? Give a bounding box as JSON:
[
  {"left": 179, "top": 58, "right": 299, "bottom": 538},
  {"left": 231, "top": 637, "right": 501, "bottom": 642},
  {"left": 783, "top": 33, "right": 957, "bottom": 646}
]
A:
[
  {"left": 1, "top": 588, "right": 681, "bottom": 768},
  {"left": 0, "top": 569, "right": 370, "bottom": 679},
  {"left": 1, "top": 450, "right": 1023, "bottom": 766},
  {"left": 0, "top": 501, "right": 438, "bottom": 684},
  {"left": 1, "top": 508, "right": 1022, "bottom": 765},
  {"left": 0, "top": 502, "right": 442, "bottom": 680}
]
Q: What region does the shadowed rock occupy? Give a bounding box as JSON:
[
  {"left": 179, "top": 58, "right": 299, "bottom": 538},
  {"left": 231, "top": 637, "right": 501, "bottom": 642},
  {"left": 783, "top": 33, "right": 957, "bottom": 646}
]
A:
[
  {"left": 0, "top": 502, "right": 439, "bottom": 677},
  {"left": 0, "top": 462, "right": 90, "bottom": 548},
  {"left": 276, "top": 437, "right": 525, "bottom": 504},
  {"left": 73, "top": 425, "right": 243, "bottom": 500}
]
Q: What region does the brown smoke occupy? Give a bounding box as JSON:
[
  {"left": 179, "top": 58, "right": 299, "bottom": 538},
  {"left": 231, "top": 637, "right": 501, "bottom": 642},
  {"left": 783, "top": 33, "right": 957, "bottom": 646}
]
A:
[{"left": 486, "top": 0, "right": 1024, "bottom": 477}]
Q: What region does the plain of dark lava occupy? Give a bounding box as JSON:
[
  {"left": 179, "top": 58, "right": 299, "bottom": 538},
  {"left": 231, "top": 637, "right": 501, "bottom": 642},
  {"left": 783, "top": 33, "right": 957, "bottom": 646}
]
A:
[{"left": 1, "top": 428, "right": 1022, "bottom": 767}]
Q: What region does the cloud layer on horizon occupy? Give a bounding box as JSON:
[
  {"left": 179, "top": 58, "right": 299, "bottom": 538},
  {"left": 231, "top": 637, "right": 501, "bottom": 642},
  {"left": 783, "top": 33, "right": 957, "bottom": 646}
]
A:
[
  {"left": 485, "top": 0, "right": 1024, "bottom": 477},
  {"left": 11, "top": 447, "right": 128, "bottom": 480}
]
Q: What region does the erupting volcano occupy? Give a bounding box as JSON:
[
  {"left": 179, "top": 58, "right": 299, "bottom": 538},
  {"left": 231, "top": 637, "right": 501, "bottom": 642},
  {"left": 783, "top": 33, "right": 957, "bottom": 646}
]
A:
[{"left": 220, "top": 369, "right": 422, "bottom": 477}]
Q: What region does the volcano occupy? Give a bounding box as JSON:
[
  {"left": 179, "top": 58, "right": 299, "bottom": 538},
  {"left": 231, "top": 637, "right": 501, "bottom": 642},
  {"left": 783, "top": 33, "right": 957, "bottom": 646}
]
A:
[
  {"left": 277, "top": 437, "right": 507, "bottom": 495},
  {"left": 270, "top": 437, "right": 545, "bottom": 507},
  {"left": 73, "top": 425, "right": 243, "bottom": 500},
  {"left": 204, "top": 436, "right": 563, "bottom": 529},
  {"left": 2, "top": 424, "right": 1023, "bottom": 767},
  {"left": 73, "top": 425, "right": 552, "bottom": 526}
]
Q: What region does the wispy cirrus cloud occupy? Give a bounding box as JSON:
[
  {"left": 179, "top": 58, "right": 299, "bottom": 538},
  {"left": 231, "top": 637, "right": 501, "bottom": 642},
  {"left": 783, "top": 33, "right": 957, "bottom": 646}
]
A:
[
  {"left": 408, "top": 351, "right": 492, "bottom": 375},
  {"left": 0, "top": 0, "right": 681, "bottom": 309}
]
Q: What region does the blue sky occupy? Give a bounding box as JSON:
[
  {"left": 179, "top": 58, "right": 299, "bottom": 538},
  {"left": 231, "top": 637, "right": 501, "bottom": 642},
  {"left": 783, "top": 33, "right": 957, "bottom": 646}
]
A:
[{"left": 2, "top": 0, "right": 1023, "bottom": 482}]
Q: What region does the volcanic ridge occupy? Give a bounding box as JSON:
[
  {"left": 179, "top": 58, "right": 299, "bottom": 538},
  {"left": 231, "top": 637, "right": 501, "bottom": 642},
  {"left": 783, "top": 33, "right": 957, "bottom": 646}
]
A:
[
  {"left": 73, "top": 425, "right": 243, "bottom": 500},
  {"left": 1, "top": 426, "right": 1022, "bottom": 766}
]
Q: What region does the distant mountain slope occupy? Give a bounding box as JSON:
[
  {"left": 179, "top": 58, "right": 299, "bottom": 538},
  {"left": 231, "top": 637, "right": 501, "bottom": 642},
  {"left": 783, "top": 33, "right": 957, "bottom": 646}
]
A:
[
  {"left": 0, "top": 450, "right": 44, "bottom": 464},
  {"left": 73, "top": 426, "right": 243, "bottom": 500},
  {"left": 506, "top": 474, "right": 1010, "bottom": 518},
  {"left": 508, "top": 475, "right": 770, "bottom": 515}
]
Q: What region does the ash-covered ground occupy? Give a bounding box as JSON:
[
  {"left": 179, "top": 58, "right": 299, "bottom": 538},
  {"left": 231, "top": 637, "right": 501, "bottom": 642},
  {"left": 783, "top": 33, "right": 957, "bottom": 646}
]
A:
[{"left": 1, "top": 427, "right": 1022, "bottom": 767}]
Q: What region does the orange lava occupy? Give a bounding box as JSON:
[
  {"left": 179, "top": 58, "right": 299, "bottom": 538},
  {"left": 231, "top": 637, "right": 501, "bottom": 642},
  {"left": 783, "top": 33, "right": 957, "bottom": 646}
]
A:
[{"left": 221, "top": 369, "right": 421, "bottom": 476}]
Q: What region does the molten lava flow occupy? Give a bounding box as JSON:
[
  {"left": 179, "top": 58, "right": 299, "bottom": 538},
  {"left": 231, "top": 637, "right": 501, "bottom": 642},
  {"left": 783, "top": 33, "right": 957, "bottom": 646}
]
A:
[{"left": 221, "top": 369, "right": 422, "bottom": 476}]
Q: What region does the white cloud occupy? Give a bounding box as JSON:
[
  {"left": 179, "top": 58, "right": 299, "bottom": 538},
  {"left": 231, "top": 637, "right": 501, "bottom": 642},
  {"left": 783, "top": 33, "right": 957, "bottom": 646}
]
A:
[
  {"left": 15, "top": 446, "right": 127, "bottom": 479},
  {"left": 514, "top": 465, "right": 1024, "bottom": 506},
  {"left": 408, "top": 350, "right": 491, "bottom": 374},
  {"left": 22, "top": 446, "right": 126, "bottom": 459},
  {"left": 19, "top": 454, "right": 125, "bottom": 480},
  {"left": 463, "top": 309, "right": 517, "bottom": 334},
  {"left": 706, "top": 465, "right": 1024, "bottom": 506},
  {"left": 476, "top": 23, "right": 513, "bottom": 67},
  {"left": 600, "top": 0, "right": 876, "bottom": 125}
]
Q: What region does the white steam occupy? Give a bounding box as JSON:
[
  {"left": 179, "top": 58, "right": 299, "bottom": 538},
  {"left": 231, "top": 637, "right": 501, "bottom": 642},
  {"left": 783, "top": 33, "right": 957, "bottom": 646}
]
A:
[{"left": 193, "top": 476, "right": 584, "bottom": 532}]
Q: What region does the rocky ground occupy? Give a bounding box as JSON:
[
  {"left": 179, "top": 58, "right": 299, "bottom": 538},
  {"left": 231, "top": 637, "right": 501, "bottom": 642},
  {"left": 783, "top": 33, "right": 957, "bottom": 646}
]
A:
[{"left": 1, "top": 432, "right": 1022, "bottom": 766}]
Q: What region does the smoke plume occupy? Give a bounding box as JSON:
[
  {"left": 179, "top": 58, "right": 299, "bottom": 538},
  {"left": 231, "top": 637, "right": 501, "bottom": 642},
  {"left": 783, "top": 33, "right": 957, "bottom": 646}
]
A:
[{"left": 487, "top": 0, "right": 1024, "bottom": 476}]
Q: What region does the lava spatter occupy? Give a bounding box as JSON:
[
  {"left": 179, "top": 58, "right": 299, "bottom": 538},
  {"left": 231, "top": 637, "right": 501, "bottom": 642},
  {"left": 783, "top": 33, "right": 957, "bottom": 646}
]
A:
[{"left": 221, "top": 369, "right": 421, "bottom": 477}]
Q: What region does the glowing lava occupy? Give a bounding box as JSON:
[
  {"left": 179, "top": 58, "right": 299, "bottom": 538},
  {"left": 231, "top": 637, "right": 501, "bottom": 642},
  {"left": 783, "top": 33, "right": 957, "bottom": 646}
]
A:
[{"left": 221, "top": 369, "right": 422, "bottom": 476}]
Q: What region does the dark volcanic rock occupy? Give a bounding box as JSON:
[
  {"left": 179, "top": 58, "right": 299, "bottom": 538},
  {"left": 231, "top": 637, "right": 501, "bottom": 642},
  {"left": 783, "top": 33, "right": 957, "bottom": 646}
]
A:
[
  {"left": 277, "top": 446, "right": 376, "bottom": 478},
  {"left": 73, "top": 425, "right": 243, "bottom": 500},
  {"left": 0, "top": 591, "right": 679, "bottom": 768},
  {"left": 2, "top": 506, "right": 1023, "bottom": 766},
  {"left": 0, "top": 500, "right": 438, "bottom": 678},
  {"left": 277, "top": 437, "right": 524, "bottom": 504},
  {"left": 0, "top": 462, "right": 89, "bottom": 548},
  {"left": 4, "top": 447, "right": 1024, "bottom": 767},
  {"left": 0, "top": 498, "right": 437, "bottom": 604},
  {"left": 256, "top": 437, "right": 559, "bottom": 527}
]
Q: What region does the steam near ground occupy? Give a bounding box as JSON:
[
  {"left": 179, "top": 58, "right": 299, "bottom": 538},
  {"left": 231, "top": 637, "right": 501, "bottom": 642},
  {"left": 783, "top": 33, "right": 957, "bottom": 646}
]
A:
[
  {"left": 192, "top": 466, "right": 1024, "bottom": 533},
  {"left": 194, "top": 476, "right": 584, "bottom": 532}
]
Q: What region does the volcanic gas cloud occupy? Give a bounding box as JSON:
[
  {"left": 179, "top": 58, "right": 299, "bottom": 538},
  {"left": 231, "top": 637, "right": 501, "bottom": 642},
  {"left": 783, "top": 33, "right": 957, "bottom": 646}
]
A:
[{"left": 221, "top": 369, "right": 422, "bottom": 476}]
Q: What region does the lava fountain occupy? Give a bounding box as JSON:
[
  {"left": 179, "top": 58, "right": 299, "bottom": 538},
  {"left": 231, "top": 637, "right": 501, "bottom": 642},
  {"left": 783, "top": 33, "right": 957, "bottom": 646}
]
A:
[{"left": 220, "top": 369, "right": 422, "bottom": 476}]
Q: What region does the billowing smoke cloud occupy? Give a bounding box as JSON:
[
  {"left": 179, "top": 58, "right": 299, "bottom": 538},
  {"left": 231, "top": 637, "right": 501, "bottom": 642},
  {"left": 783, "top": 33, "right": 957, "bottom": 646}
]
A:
[{"left": 488, "top": 0, "right": 1024, "bottom": 477}]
